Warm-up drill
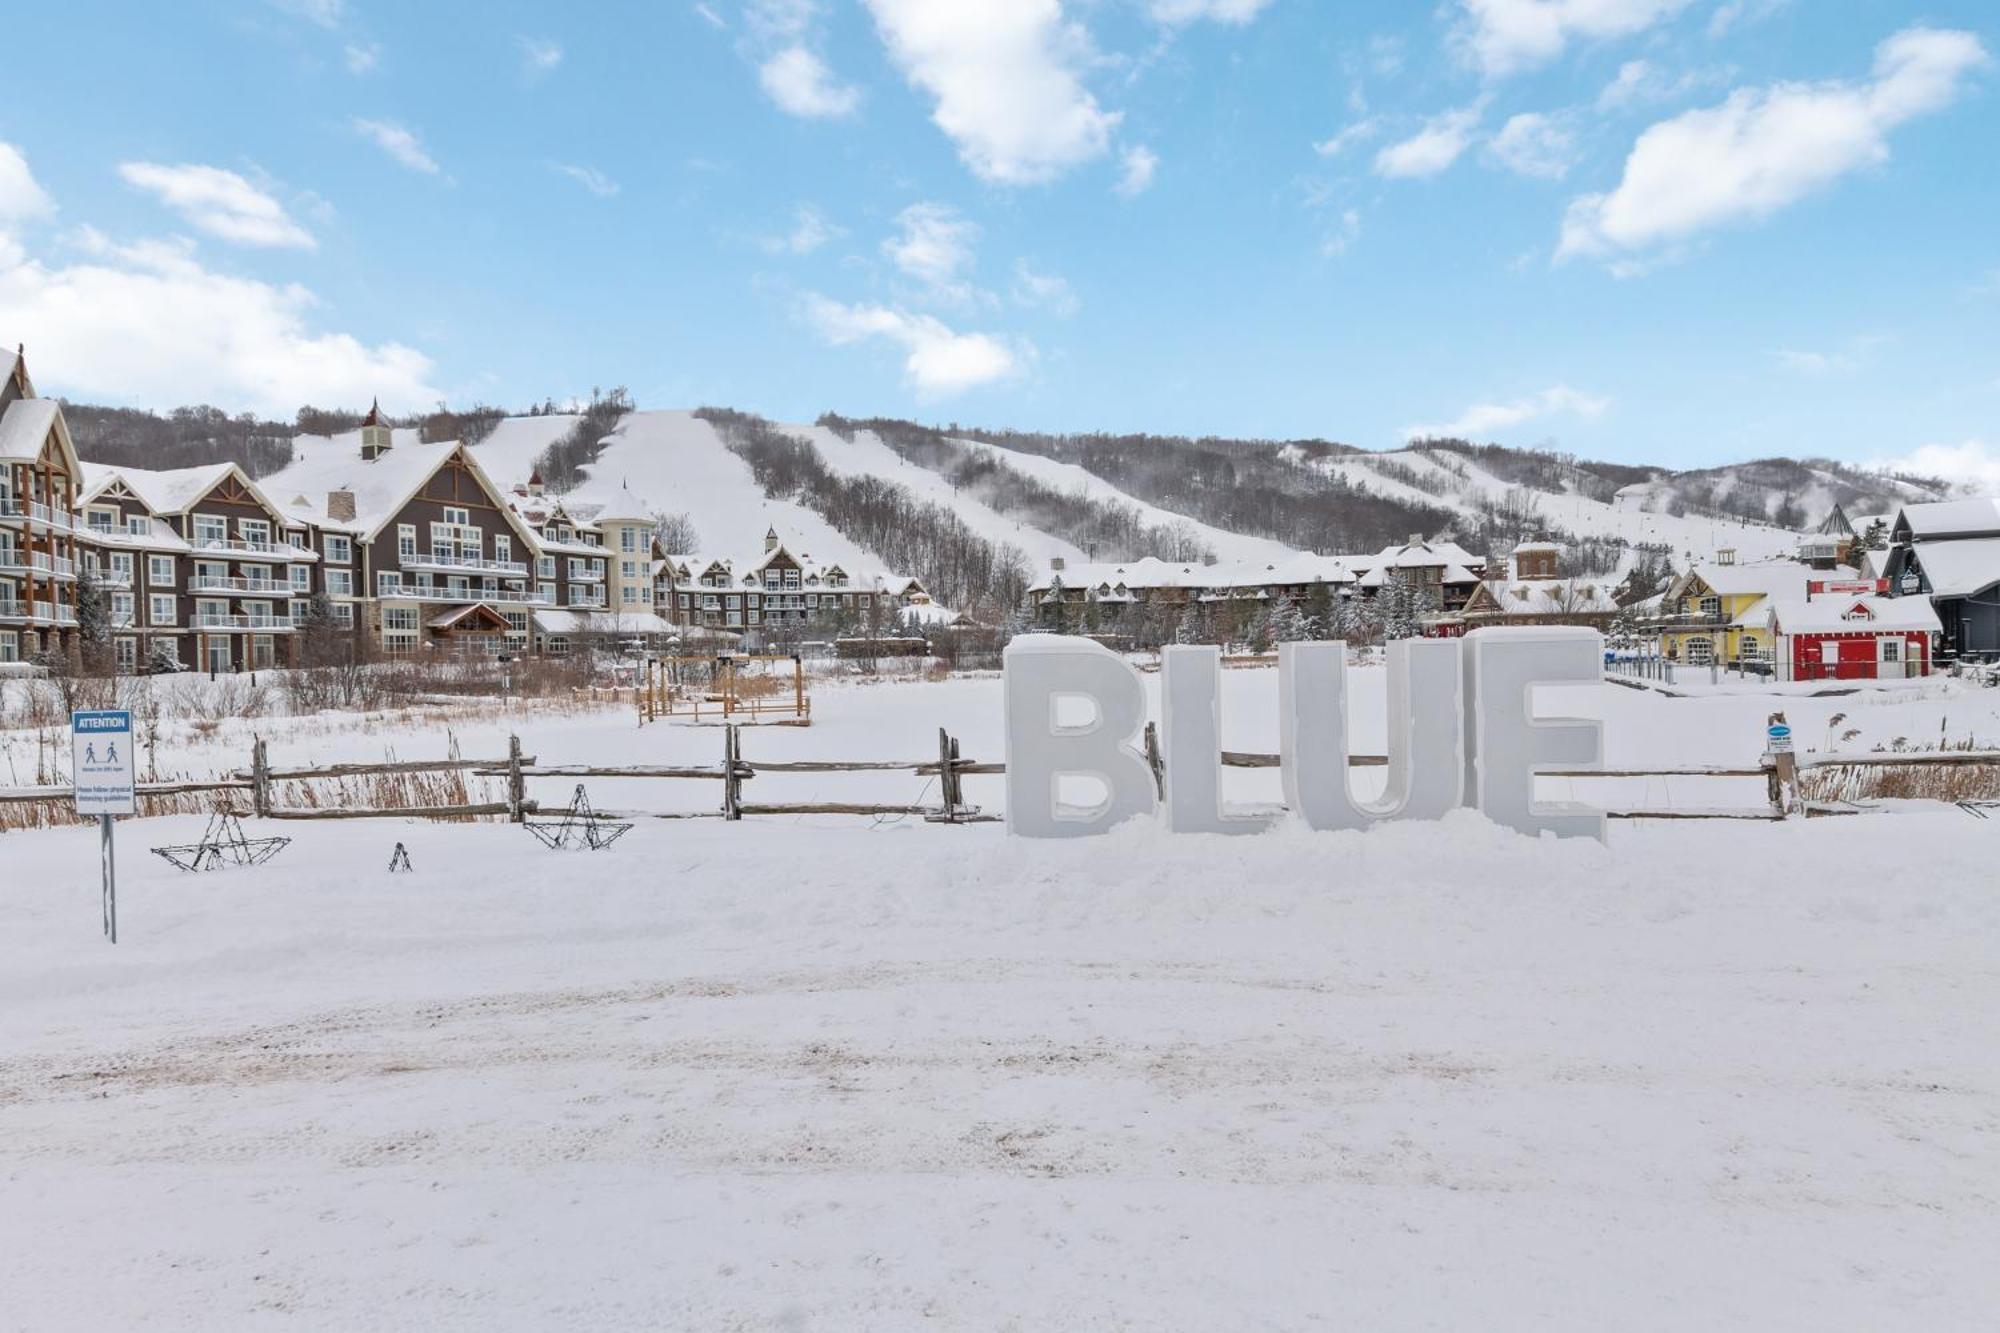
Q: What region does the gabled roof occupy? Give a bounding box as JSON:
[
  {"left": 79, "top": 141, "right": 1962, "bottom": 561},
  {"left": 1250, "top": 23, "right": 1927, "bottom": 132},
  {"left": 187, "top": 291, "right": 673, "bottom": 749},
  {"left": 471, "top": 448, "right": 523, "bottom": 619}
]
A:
[
  {"left": 1766, "top": 595, "right": 1941, "bottom": 635},
  {"left": 0, "top": 397, "right": 74, "bottom": 468},
  {"left": 1902, "top": 537, "right": 2000, "bottom": 598},
  {"left": 1464, "top": 578, "right": 1617, "bottom": 617},
  {"left": 1895, "top": 497, "right": 2000, "bottom": 541},
  {"left": 263, "top": 438, "right": 543, "bottom": 552}
]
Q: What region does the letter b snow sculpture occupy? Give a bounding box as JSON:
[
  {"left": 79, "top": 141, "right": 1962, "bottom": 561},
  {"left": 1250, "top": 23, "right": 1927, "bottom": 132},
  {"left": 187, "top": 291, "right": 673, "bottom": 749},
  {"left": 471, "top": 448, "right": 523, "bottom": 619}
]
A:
[{"left": 1004, "top": 635, "right": 1158, "bottom": 837}]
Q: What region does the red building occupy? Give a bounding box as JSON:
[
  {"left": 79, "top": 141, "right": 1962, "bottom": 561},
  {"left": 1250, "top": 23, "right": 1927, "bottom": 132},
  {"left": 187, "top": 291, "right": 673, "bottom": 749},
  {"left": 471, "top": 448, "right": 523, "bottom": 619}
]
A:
[{"left": 1766, "top": 593, "right": 1941, "bottom": 682}]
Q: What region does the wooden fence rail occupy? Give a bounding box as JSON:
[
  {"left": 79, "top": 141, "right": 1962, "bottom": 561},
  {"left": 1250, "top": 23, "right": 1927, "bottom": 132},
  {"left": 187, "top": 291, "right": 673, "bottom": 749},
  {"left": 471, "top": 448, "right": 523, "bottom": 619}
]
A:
[{"left": 11, "top": 723, "right": 1990, "bottom": 827}]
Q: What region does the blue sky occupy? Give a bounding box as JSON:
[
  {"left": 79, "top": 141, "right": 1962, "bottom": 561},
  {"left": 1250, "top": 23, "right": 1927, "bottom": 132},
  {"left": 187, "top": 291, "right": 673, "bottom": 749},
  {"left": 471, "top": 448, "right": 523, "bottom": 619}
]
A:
[{"left": 0, "top": 0, "right": 1994, "bottom": 476}]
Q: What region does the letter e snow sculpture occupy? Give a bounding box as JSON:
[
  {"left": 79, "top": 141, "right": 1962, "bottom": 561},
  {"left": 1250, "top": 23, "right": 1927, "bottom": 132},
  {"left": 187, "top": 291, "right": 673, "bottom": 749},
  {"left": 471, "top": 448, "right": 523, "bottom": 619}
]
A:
[
  {"left": 1462, "top": 626, "right": 1605, "bottom": 841},
  {"left": 1004, "top": 635, "right": 1158, "bottom": 837},
  {"left": 1161, "top": 645, "right": 1275, "bottom": 834},
  {"left": 1279, "top": 639, "right": 1463, "bottom": 830}
]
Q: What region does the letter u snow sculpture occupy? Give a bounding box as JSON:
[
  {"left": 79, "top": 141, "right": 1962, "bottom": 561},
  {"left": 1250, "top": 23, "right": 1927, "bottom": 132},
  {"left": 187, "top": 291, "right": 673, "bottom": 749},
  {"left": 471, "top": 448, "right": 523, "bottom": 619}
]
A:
[{"left": 1278, "top": 638, "right": 1465, "bottom": 831}]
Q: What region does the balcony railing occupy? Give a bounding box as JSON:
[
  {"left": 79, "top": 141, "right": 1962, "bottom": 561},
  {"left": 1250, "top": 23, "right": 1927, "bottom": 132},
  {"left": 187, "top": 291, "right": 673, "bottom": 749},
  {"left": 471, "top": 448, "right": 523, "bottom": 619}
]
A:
[
  {"left": 565, "top": 567, "right": 606, "bottom": 583},
  {"left": 188, "top": 576, "right": 288, "bottom": 595},
  {"left": 0, "top": 498, "right": 75, "bottom": 530},
  {"left": 191, "top": 614, "right": 295, "bottom": 632},
  {"left": 1639, "top": 609, "right": 1730, "bottom": 631},
  {"left": 402, "top": 550, "right": 530, "bottom": 577},
  {"left": 192, "top": 537, "right": 319, "bottom": 562},
  {"left": 0, "top": 598, "right": 78, "bottom": 625},
  {"left": 0, "top": 551, "right": 75, "bottom": 578},
  {"left": 387, "top": 585, "right": 555, "bottom": 606}
]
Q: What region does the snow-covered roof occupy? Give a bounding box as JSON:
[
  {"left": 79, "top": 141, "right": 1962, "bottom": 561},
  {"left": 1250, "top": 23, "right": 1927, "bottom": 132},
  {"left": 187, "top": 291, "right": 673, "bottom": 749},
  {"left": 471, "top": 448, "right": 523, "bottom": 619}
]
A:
[
  {"left": 532, "top": 609, "right": 679, "bottom": 635},
  {"left": 592, "top": 481, "right": 656, "bottom": 522},
  {"left": 1027, "top": 554, "right": 1356, "bottom": 596},
  {"left": 116, "top": 463, "right": 242, "bottom": 516},
  {"left": 1897, "top": 497, "right": 2000, "bottom": 541},
  {"left": 1472, "top": 578, "right": 1619, "bottom": 617},
  {"left": 0, "top": 397, "right": 60, "bottom": 462},
  {"left": 1905, "top": 537, "right": 2000, "bottom": 598},
  {"left": 0, "top": 345, "right": 18, "bottom": 389},
  {"left": 1683, "top": 561, "right": 1818, "bottom": 599},
  {"left": 1353, "top": 540, "right": 1485, "bottom": 588},
  {"left": 263, "top": 439, "right": 539, "bottom": 552},
  {"left": 1767, "top": 595, "right": 1942, "bottom": 635}
]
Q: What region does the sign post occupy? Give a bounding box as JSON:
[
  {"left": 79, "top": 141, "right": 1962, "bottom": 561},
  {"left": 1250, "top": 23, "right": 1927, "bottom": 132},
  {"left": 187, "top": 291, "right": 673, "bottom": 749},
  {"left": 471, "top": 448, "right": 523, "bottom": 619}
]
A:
[{"left": 72, "top": 709, "right": 136, "bottom": 944}]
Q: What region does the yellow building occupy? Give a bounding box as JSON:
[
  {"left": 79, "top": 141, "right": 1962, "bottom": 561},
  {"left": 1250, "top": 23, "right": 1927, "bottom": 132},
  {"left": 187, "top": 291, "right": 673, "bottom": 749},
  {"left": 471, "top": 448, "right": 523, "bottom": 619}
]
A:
[{"left": 1652, "top": 560, "right": 1814, "bottom": 668}]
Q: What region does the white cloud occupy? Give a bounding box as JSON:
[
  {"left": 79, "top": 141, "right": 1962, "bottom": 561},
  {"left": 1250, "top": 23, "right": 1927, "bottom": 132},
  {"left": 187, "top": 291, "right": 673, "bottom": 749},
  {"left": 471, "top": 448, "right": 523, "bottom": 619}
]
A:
[
  {"left": 1320, "top": 207, "right": 1363, "bottom": 257},
  {"left": 1484, "top": 111, "right": 1580, "bottom": 179},
  {"left": 883, "top": 202, "right": 979, "bottom": 300},
  {"left": 1147, "top": 0, "right": 1273, "bottom": 24},
  {"left": 1708, "top": 0, "right": 1789, "bottom": 39},
  {"left": 0, "top": 224, "right": 438, "bottom": 416},
  {"left": 551, "top": 163, "right": 619, "bottom": 197},
  {"left": 1011, "top": 259, "right": 1079, "bottom": 316},
  {"left": 519, "top": 36, "right": 563, "bottom": 78},
  {"left": 694, "top": 4, "right": 727, "bottom": 29},
  {"left": 1374, "top": 103, "right": 1485, "bottom": 178},
  {"left": 1116, "top": 145, "right": 1159, "bottom": 196},
  {"left": 863, "top": 0, "right": 1121, "bottom": 185},
  {"left": 1453, "top": 0, "right": 1692, "bottom": 78},
  {"left": 763, "top": 204, "right": 843, "bottom": 255},
  {"left": 1406, "top": 384, "right": 1609, "bottom": 440},
  {"left": 758, "top": 46, "right": 862, "bottom": 118},
  {"left": 351, "top": 118, "right": 441, "bottom": 175},
  {"left": 1560, "top": 27, "right": 1990, "bottom": 261},
  {"left": 0, "top": 142, "right": 54, "bottom": 225},
  {"left": 801, "top": 294, "right": 1023, "bottom": 394},
  {"left": 343, "top": 41, "right": 382, "bottom": 74},
  {"left": 268, "top": 0, "right": 344, "bottom": 29},
  {"left": 117, "top": 163, "right": 315, "bottom": 249},
  {"left": 1313, "top": 118, "right": 1379, "bottom": 157},
  {"left": 1868, "top": 439, "right": 2000, "bottom": 493}
]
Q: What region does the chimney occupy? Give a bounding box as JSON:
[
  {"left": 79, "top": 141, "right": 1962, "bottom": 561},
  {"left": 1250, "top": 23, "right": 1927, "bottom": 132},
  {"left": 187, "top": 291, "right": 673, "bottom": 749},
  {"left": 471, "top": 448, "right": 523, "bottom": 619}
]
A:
[
  {"left": 765, "top": 526, "right": 779, "bottom": 553},
  {"left": 1050, "top": 556, "right": 1065, "bottom": 572},
  {"left": 528, "top": 468, "right": 544, "bottom": 497},
  {"left": 326, "top": 490, "right": 356, "bottom": 523}
]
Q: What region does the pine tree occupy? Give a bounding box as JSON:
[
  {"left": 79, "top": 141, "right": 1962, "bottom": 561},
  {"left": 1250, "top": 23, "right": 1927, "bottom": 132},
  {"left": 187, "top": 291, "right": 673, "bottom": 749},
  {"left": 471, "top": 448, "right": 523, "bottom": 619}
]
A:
[{"left": 73, "top": 565, "right": 113, "bottom": 674}]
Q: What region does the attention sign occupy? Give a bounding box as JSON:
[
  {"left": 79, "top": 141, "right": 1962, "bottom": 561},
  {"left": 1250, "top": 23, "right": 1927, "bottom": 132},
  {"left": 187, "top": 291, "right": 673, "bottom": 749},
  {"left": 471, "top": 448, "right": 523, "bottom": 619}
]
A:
[{"left": 72, "top": 710, "right": 136, "bottom": 816}]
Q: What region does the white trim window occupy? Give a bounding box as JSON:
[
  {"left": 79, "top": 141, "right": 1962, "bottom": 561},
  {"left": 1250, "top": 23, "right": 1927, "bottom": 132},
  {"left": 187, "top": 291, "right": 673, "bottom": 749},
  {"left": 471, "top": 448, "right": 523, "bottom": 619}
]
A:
[
  {"left": 147, "top": 555, "right": 175, "bottom": 587},
  {"left": 398, "top": 524, "right": 417, "bottom": 559},
  {"left": 193, "top": 515, "right": 227, "bottom": 545},
  {"left": 325, "top": 568, "right": 354, "bottom": 597},
  {"left": 324, "top": 535, "right": 353, "bottom": 564},
  {"left": 290, "top": 564, "right": 311, "bottom": 592},
  {"left": 0, "top": 631, "right": 17, "bottom": 663},
  {"left": 1685, "top": 637, "right": 1714, "bottom": 665},
  {"left": 149, "top": 594, "right": 177, "bottom": 626},
  {"left": 378, "top": 570, "right": 404, "bottom": 597}
]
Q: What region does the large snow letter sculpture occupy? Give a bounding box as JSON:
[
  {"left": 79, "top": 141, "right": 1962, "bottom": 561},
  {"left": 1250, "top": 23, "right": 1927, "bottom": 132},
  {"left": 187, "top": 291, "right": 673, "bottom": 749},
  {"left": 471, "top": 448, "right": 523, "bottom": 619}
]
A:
[
  {"left": 1161, "top": 645, "right": 1275, "bottom": 834},
  {"left": 1462, "top": 626, "right": 1605, "bottom": 841},
  {"left": 1279, "top": 639, "right": 1463, "bottom": 830},
  {"left": 1004, "top": 635, "right": 1158, "bottom": 838}
]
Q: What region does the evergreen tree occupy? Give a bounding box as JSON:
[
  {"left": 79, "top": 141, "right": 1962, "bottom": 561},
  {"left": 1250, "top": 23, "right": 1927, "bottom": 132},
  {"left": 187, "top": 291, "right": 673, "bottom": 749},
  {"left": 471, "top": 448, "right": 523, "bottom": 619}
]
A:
[{"left": 73, "top": 565, "right": 113, "bottom": 674}]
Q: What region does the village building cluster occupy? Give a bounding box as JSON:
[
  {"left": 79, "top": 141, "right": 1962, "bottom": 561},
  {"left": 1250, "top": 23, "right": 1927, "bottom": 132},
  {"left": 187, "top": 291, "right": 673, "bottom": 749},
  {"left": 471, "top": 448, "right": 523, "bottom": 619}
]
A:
[{"left": 7, "top": 343, "right": 2000, "bottom": 681}]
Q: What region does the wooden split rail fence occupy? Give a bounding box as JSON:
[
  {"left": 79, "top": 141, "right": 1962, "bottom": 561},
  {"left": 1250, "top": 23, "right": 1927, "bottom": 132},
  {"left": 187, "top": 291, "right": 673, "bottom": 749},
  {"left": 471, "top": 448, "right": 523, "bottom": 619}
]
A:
[{"left": 6, "top": 729, "right": 1998, "bottom": 826}]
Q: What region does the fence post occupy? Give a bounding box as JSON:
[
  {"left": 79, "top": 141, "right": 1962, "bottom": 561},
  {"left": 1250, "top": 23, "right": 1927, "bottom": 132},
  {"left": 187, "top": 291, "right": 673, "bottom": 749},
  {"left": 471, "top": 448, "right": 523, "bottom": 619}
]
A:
[
  {"left": 723, "top": 724, "right": 742, "bottom": 821},
  {"left": 937, "top": 727, "right": 960, "bottom": 823},
  {"left": 507, "top": 733, "right": 526, "bottom": 823},
  {"left": 251, "top": 737, "right": 270, "bottom": 819},
  {"left": 1143, "top": 721, "right": 1165, "bottom": 800}
]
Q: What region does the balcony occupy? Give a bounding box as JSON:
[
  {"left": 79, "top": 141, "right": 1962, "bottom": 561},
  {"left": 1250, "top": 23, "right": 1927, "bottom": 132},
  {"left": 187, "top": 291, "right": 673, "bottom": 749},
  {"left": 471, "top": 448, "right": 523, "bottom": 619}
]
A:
[
  {"left": 188, "top": 575, "right": 289, "bottom": 596},
  {"left": 190, "top": 614, "right": 295, "bottom": 633},
  {"left": 1640, "top": 609, "right": 1730, "bottom": 632},
  {"left": 192, "top": 537, "right": 318, "bottom": 562},
  {"left": 402, "top": 550, "right": 530, "bottom": 577},
  {"left": 0, "top": 598, "right": 78, "bottom": 625},
  {"left": 0, "top": 551, "right": 75, "bottom": 579},
  {"left": 566, "top": 593, "right": 608, "bottom": 609},
  {"left": 0, "top": 498, "right": 74, "bottom": 530},
  {"left": 389, "top": 585, "right": 555, "bottom": 606},
  {"left": 566, "top": 566, "right": 607, "bottom": 583}
]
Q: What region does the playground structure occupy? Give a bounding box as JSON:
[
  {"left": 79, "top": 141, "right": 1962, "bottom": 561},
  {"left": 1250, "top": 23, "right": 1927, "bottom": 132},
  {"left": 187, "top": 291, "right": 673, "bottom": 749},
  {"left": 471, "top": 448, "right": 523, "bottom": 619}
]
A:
[
  {"left": 639, "top": 653, "right": 811, "bottom": 725},
  {"left": 152, "top": 810, "right": 293, "bottom": 872}
]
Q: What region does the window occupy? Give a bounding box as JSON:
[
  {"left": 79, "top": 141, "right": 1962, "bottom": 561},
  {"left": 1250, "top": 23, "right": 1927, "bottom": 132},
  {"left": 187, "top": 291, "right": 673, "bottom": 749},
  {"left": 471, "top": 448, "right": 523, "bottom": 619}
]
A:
[
  {"left": 87, "top": 508, "right": 115, "bottom": 533},
  {"left": 110, "top": 553, "right": 133, "bottom": 584},
  {"left": 290, "top": 599, "right": 308, "bottom": 622},
  {"left": 324, "top": 535, "right": 352, "bottom": 563},
  {"left": 620, "top": 527, "right": 637, "bottom": 552},
  {"left": 622, "top": 561, "right": 638, "bottom": 578},
  {"left": 1686, "top": 637, "right": 1714, "bottom": 665},
  {"left": 1739, "top": 638, "right": 1761, "bottom": 660},
  {"left": 537, "top": 556, "right": 555, "bottom": 579},
  {"left": 111, "top": 593, "right": 134, "bottom": 625},
  {"left": 240, "top": 519, "right": 269, "bottom": 545},
  {"left": 115, "top": 638, "right": 137, "bottom": 672},
  {"left": 1697, "top": 596, "right": 1721, "bottom": 617},
  {"left": 378, "top": 570, "right": 404, "bottom": 597},
  {"left": 125, "top": 515, "right": 150, "bottom": 537},
  {"left": 147, "top": 555, "right": 175, "bottom": 586},
  {"left": 193, "top": 515, "right": 227, "bottom": 545},
  {"left": 290, "top": 565, "right": 310, "bottom": 591},
  {"left": 383, "top": 607, "right": 419, "bottom": 633},
  {"left": 149, "top": 594, "right": 177, "bottom": 626},
  {"left": 0, "top": 631, "right": 15, "bottom": 663},
  {"left": 494, "top": 535, "right": 512, "bottom": 563},
  {"left": 622, "top": 586, "right": 639, "bottom": 605},
  {"left": 443, "top": 506, "right": 469, "bottom": 527},
  {"left": 398, "top": 524, "right": 417, "bottom": 559},
  {"left": 332, "top": 603, "right": 354, "bottom": 626},
  {"left": 538, "top": 582, "right": 556, "bottom": 604},
  {"left": 325, "top": 568, "right": 354, "bottom": 597}
]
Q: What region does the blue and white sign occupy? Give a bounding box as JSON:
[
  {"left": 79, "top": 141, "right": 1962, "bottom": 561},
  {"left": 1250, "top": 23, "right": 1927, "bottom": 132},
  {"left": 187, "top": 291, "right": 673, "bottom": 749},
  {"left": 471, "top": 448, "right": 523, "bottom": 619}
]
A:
[
  {"left": 72, "top": 710, "right": 136, "bottom": 816},
  {"left": 1766, "top": 722, "right": 1794, "bottom": 755}
]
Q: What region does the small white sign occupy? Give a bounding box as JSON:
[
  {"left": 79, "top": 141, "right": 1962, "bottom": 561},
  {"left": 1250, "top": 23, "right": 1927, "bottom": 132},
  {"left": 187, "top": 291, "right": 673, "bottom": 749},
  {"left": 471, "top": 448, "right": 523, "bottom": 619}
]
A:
[
  {"left": 72, "top": 710, "right": 136, "bottom": 816},
  {"left": 1766, "top": 723, "right": 1794, "bottom": 756}
]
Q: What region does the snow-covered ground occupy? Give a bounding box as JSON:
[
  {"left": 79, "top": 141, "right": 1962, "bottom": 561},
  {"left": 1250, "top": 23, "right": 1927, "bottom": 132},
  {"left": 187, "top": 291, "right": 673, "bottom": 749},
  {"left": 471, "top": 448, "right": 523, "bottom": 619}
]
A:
[{"left": 4, "top": 671, "right": 1998, "bottom": 1329}]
